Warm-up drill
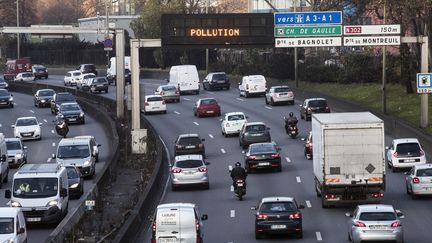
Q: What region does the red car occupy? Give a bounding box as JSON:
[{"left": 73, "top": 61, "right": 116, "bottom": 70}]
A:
[
  {"left": 193, "top": 98, "right": 221, "bottom": 117},
  {"left": 303, "top": 131, "right": 313, "bottom": 160}
]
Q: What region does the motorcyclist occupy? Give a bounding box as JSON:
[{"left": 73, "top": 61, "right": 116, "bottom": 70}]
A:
[
  {"left": 286, "top": 112, "right": 298, "bottom": 126},
  {"left": 230, "top": 162, "right": 247, "bottom": 189}
]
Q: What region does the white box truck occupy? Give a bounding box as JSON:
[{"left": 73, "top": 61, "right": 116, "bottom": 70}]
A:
[
  {"left": 312, "top": 112, "right": 385, "bottom": 208},
  {"left": 106, "top": 56, "right": 131, "bottom": 84},
  {"left": 168, "top": 65, "right": 200, "bottom": 94}
]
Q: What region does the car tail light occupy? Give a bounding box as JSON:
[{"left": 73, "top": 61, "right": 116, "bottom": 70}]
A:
[
  {"left": 289, "top": 212, "right": 301, "bottom": 219},
  {"left": 162, "top": 100, "right": 166, "bottom": 105},
  {"left": 172, "top": 168, "right": 182, "bottom": 173},
  {"left": 151, "top": 240, "right": 156, "bottom": 243},
  {"left": 196, "top": 220, "right": 202, "bottom": 243},
  {"left": 256, "top": 214, "right": 268, "bottom": 220},
  {"left": 288, "top": 91, "right": 294, "bottom": 97},
  {"left": 145, "top": 102, "right": 149, "bottom": 106},
  {"left": 198, "top": 167, "right": 208, "bottom": 172},
  {"left": 354, "top": 221, "right": 366, "bottom": 227},
  {"left": 307, "top": 107, "right": 311, "bottom": 111},
  {"left": 271, "top": 153, "right": 280, "bottom": 158},
  {"left": 324, "top": 194, "right": 337, "bottom": 199},
  {"left": 176, "top": 145, "right": 183, "bottom": 149},
  {"left": 412, "top": 177, "right": 420, "bottom": 184},
  {"left": 393, "top": 152, "right": 399, "bottom": 157},
  {"left": 160, "top": 91, "right": 165, "bottom": 95},
  {"left": 391, "top": 221, "right": 402, "bottom": 227},
  {"left": 325, "top": 106, "right": 330, "bottom": 112},
  {"left": 420, "top": 150, "right": 425, "bottom": 156},
  {"left": 306, "top": 142, "right": 311, "bottom": 147},
  {"left": 198, "top": 144, "right": 204, "bottom": 148},
  {"left": 196, "top": 220, "right": 200, "bottom": 231},
  {"left": 152, "top": 223, "right": 156, "bottom": 232},
  {"left": 175, "top": 90, "right": 179, "bottom": 94},
  {"left": 371, "top": 193, "right": 384, "bottom": 198},
  {"left": 248, "top": 155, "right": 257, "bottom": 160}
]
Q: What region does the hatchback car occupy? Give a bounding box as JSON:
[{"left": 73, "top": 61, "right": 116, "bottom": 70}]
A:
[
  {"left": 12, "top": 117, "right": 42, "bottom": 140},
  {"left": 265, "top": 85, "right": 295, "bottom": 105},
  {"left": 154, "top": 84, "right": 180, "bottom": 103},
  {"left": 77, "top": 73, "right": 96, "bottom": 90},
  {"left": 405, "top": 163, "right": 432, "bottom": 199},
  {"left": 142, "top": 95, "right": 167, "bottom": 114},
  {"left": 32, "top": 65, "right": 48, "bottom": 79},
  {"left": 193, "top": 98, "right": 221, "bottom": 117},
  {"left": 202, "top": 72, "right": 230, "bottom": 90},
  {"left": 245, "top": 143, "right": 281, "bottom": 172},
  {"left": 239, "top": 122, "right": 271, "bottom": 149},
  {"left": 386, "top": 138, "right": 426, "bottom": 172},
  {"left": 14, "top": 72, "right": 35, "bottom": 82},
  {"left": 0, "top": 89, "right": 14, "bottom": 108},
  {"left": 174, "top": 134, "right": 205, "bottom": 157},
  {"left": 303, "top": 131, "right": 313, "bottom": 160},
  {"left": 253, "top": 197, "right": 305, "bottom": 239},
  {"left": 221, "top": 112, "right": 248, "bottom": 137},
  {"left": 346, "top": 204, "right": 404, "bottom": 243},
  {"left": 0, "top": 77, "right": 9, "bottom": 90},
  {"left": 77, "top": 64, "right": 98, "bottom": 76},
  {"left": 65, "top": 165, "right": 84, "bottom": 199},
  {"left": 5, "top": 138, "right": 27, "bottom": 167},
  {"left": 170, "top": 154, "right": 210, "bottom": 191},
  {"left": 50, "top": 92, "right": 76, "bottom": 114},
  {"left": 34, "top": 89, "right": 55, "bottom": 108},
  {"left": 299, "top": 98, "right": 330, "bottom": 121},
  {"left": 64, "top": 71, "right": 82, "bottom": 86},
  {"left": 57, "top": 102, "right": 85, "bottom": 124},
  {"left": 88, "top": 77, "right": 109, "bottom": 93}
]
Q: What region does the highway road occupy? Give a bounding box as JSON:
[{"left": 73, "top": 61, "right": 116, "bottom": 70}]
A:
[
  {"left": 38, "top": 75, "right": 432, "bottom": 242},
  {"left": 0, "top": 91, "right": 111, "bottom": 243}
]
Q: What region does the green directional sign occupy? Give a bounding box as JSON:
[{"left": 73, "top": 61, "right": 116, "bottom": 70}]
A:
[{"left": 274, "top": 25, "right": 342, "bottom": 37}]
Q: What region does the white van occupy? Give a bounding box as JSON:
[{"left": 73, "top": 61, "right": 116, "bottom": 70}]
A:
[
  {"left": 5, "top": 163, "right": 69, "bottom": 224},
  {"left": 238, "top": 75, "right": 267, "bottom": 97},
  {"left": 168, "top": 65, "right": 200, "bottom": 94},
  {"left": 151, "top": 203, "right": 208, "bottom": 243},
  {"left": 106, "top": 56, "right": 131, "bottom": 83},
  {"left": 0, "top": 207, "right": 27, "bottom": 243},
  {"left": 0, "top": 133, "right": 10, "bottom": 189}
]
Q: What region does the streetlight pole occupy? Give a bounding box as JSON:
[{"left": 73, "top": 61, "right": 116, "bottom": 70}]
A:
[{"left": 16, "top": 0, "right": 20, "bottom": 58}]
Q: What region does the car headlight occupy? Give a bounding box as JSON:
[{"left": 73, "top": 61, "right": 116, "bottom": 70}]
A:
[
  {"left": 83, "top": 160, "right": 91, "bottom": 166},
  {"left": 3, "top": 237, "right": 15, "bottom": 243},
  {"left": 46, "top": 200, "right": 58, "bottom": 207},
  {"left": 11, "top": 201, "right": 21, "bottom": 207},
  {"left": 79, "top": 112, "right": 84, "bottom": 117},
  {"left": 15, "top": 153, "right": 22, "bottom": 159},
  {"left": 41, "top": 99, "right": 46, "bottom": 103},
  {"left": 9, "top": 97, "right": 13, "bottom": 101},
  {"left": 4, "top": 83, "right": 8, "bottom": 88},
  {"left": 69, "top": 183, "right": 79, "bottom": 189}
]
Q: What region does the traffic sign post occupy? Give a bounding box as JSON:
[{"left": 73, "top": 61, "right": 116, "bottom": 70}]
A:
[
  {"left": 276, "top": 37, "right": 342, "bottom": 48},
  {"left": 344, "top": 24, "right": 400, "bottom": 35},
  {"left": 417, "top": 73, "right": 432, "bottom": 93},
  {"left": 275, "top": 25, "right": 342, "bottom": 37},
  {"left": 274, "top": 11, "right": 342, "bottom": 25},
  {"left": 103, "top": 37, "right": 113, "bottom": 51}
]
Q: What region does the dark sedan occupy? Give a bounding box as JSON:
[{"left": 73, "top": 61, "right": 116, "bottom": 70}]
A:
[
  {"left": 65, "top": 165, "right": 84, "bottom": 199},
  {"left": 57, "top": 102, "right": 85, "bottom": 124},
  {"left": 34, "top": 89, "right": 55, "bottom": 108},
  {"left": 89, "top": 77, "right": 109, "bottom": 93},
  {"left": 0, "top": 89, "right": 14, "bottom": 108},
  {"left": 239, "top": 122, "right": 271, "bottom": 149},
  {"left": 253, "top": 197, "right": 305, "bottom": 239},
  {"left": 244, "top": 143, "right": 281, "bottom": 172},
  {"left": 32, "top": 65, "right": 48, "bottom": 79},
  {"left": 51, "top": 92, "right": 76, "bottom": 114},
  {"left": 299, "top": 98, "right": 330, "bottom": 121},
  {"left": 303, "top": 131, "right": 313, "bottom": 160},
  {"left": 174, "top": 134, "right": 206, "bottom": 157},
  {"left": 0, "top": 78, "right": 9, "bottom": 90}
]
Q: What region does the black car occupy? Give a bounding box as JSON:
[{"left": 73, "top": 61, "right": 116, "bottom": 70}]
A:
[
  {"left": 125, "top": 69, "right": 131, "bottom": 84},
  {"left": 0, "top": 89, "right": 14, "bottom": 108},
  {"left": 202, "top": 72, "right": 230, "bottom": 90},
  {"left": 174, "top": 134, "right": 205, "bottom": 157},
  {"left": 244, "top": 143, "right": 281, "bottom": 172},
  {"left": 50, "top": 92, "right": 76, "bottom": 114},
  {"left": 299, "top": 98, "right": 330, "bottom": 121},
  {"left": 77, "top": 64, "right": 98, "bottom": 76},
  {"left": 32, "top": 65, "right": 49, "bottom": 79},
  {"left": 303, "top": 131, "right": 313, "bottom": 160},
  {"left": 34, "top": 89, "right": 55, "bottom": 108},
  {"left": 0, "top": 78, "right": 9, "bottom": 90},
  {"left": 89, "top": 77, "right": 109, "bottom": 93},
  {"left": 65, "top": 165, "right": 84, "bottom": 199},
  {"left": 253, "top": 197, "right": 305, "bottom": 239},
  {"left": 239, "top": 122, "right": 271, "bottom": 149},
  {"left": 57, "top": 102, "right": 85, "bottom": 124}
]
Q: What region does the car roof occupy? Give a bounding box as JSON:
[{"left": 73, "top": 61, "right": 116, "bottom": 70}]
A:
[
  {"left": 0, "top": 207, "right": 22, "bottom": 217},
  {"left": 60, "top": 102, "right": 79, "bottom": 106},
  {"left": 245, "top": 122, "right": 265, "bottom": 126},
  {"left": 58, "top": 137, "right": 91, "bottom": 146},
  {"left": 244, "top": 75, "right": 265, "bottom": 79},
  {"left": 357, "top": 204, "right": 395, "bottom": 213},
  {"left": 393, "top": 138, "right": 420, "bottom": 144},
  {"left": 16, "top": 116, "right": 37, "bottom": 120},
  {"left": 57, "top": 92, "right": 72, "bottom": 95},
  {"left": 174, "top": 154, "right": 204, "bottom": 161},
  {"left": 37, "top": 89, "right": 55, "bottom": 92},
  {"left": 249, "top": 142, "right": 276, "bottom": 148},
  {"left": 270, "top": 85, "right": 289, "bottom": 89},
  {"left": 145, "top": 95, "right": 163, "bottom": 99},
  {"left": 226, "top": 112, "right": 245, "bottom": 116},
  {"left": 74, "top": 135, "right": 95, "bottom": 140},
  {"left": 199, "top": 98, "right": 216, "bottom": 101},
  {"left": 412, "top": 163, "right": 432, "bottom": 170},
  {"left": 157, "top": 203, "right": 196, "bottom": 210},
  {"left": 5, "top": 138, "right": 21, "bottom": 142},
  {"left": 305, "top": 98, "right": 327, "bottom": 102},
  {"left": 68, "top": 70, "right": 81, "bottom": 74},
  {"left": 178, "top": 133, "right": 200, "bottom": 138},
  {"left": 209, "top": 72, "right": 226, "bottom": 75},
  {"left": 261, "top": 197, "right": 294, "bottom": 203}
]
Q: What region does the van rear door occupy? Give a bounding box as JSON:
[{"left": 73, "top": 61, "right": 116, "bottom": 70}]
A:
[
  {"left": 178, "top": 207, "right": 196, "bottom": 243},
  {"left": 156, "top": 208, "right": 181, "bottom": 242}
]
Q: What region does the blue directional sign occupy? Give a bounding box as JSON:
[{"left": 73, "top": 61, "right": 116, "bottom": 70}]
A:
[
  {"left": 417, "top": 73, "right": 432, "bottom": 93},
  {"left": 274, "top": 11, "right": 342, "bottom": 25}
]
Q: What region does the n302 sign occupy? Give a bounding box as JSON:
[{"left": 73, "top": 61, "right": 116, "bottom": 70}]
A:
[{"left": 344, "top": 25, "right": 401, "bottom": 35}]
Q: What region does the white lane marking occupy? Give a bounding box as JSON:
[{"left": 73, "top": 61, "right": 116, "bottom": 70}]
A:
[
  {"left": 230, "top": 210, "right": 235, "bottom": 218},
  {"left": 221, "top": 148, "right": 226, "bottom": 154},
  {"left": 236, "top": 98, "right": 244, "bottom": 102},
  {"left": 230, "top": 185, "right": 234, "bottom": 192},
  {"left": 296, "top": 176, "right": 301, "bottom": 183},
  {"left": 51, "top": 130, "right": 55, "bottom": 134},
  {"left": 306, "top": 200, "right": 312, "bottom": 208},
  {"left": 183, "top": 97, "right": 191, "bottom": 101},
  {"left": 174, "top": 111, "right": 180, "bottom": 115},
  {"left": 43, "top": 119, "right": 48, "bottom": 123},
  {"left": 193, "top": 121, "right": 199, "bottom": 126},
  {"left": 52, "top": 142, "right": 56, "bottom": 147},
  {"left": 265, "top": 106, "right": 272, "bottom": 110},
  {"left": 0, "top": 124, "right": 2, "bottom": 128},
  {"left": 285, "top": 157, "right": 291, "bottom": 163},
  {"left": 209, "top": 134, "right": 214, "bottom": 138},
  {"left": 47, "top": 158, "right": 52, "bottom": 163},
  {"left": 316, "top": 232, "right": 322, "bottom": 241},
  {"left": 29, "top": 110, "right": 34, "bottom": 113},
  {"left": 228, "top": 165, "right": 233, "bottom": 171}
]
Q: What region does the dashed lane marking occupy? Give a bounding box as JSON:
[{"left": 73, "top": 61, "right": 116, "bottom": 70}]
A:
[
  {"left": 316, "top": 232, "right": 322, "bottom": 241},
  {"left": 209, "top": 134, "right": 214, "bottom": 138},
  {"left": 183, "top": 98, "right": 191, "bottom": 101},
  {"left": 193, "top": 121, "right": 199, "bottom": 126},
  {"left": 221, "top": 148, "right": 226, "bottom": 154},
  {"left": 43, "top": 119, "right": 48, "bottom": 123},
  {"left": 228, "top": 165, "right": 233, "bottom": 171},
  {"left": 51, "top": 130, "right": 55, "bottom": 134},
  {"left": 230, "top": 210, "right": 235, "bottom": 218},
  {"left": 236, "top": 98, "right": 244, "bottom": 102},
  {"left": 296, "top": 176, "right": 301, "bottom": 183},
  {"left": 265, "top": 106, "right": 272, "bottom": 110},
  {"left": 47, "top": 158, "right": 52, "bottom": 163},
  {"left": 29, "top": 110, "right": 34, "bottom": 113},
  {"left": 306, "top": 200, "right": 312, "bottom": 208},
  {"left": 285, "top": 157, "right": 291, "bottom": 163},
  {"left": 230, "top": 185, "right": 234, "bottom": 192},
  {"left": 174, "top": 111, "right": 180, "bottom": 115},
  {"left": 0, "top": 124, "right": 2, "bottom": 128},
  {"left": 52, "top": 142, "right": 56, "bottom": 147}
]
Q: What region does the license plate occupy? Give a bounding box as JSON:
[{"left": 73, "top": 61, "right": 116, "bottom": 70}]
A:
[
  {"left": 369, "top": 225, "right": 386, "bottom": 230},
  {"left": 69, "top": 118, "right": 76, "bottom": 121},
  {"left": 217, "top": 80, "right": 225, "bottom": 83},
  {"left": 158, "top": 238, "right": 177, "bottom": 243},
  {"left": 271, "top": 225, "right": 287, "bottom": 229},
  {"left": 405, "top": 159, "right": 416, "bottom": 162},
  {"left": 424, "top": 187, "right": 432, "bottom": 191},
  {"left": 279, "top": 93, "right": 287, "bottom": 96},
  {"left": 237, "top": 183, "right": 244, "bottom": 186},
  {"left": 207, "top": 110, "right": 214, "bottom": 113},
  {"left": 27, "top": 217, "right": 41, "bottom": 222},
  {"left": 97, "top": 84, "right": 104, "bottom": 87},
  {"left": 0, "top": 102, "right": 6, "bottom": 105},
  {"left": 152, "top": 107, "right": 160, "bottom": 109},
  {"left": 23, "top": 133, "right": 32, "bottom": 136},
  {"left": 185, "top": 145, "right": 195, "bottom": 149},
  {"left": 291, "top": 131, "right": 296, "bottom": 134},
  {"left": 258, "top": 162, "right": 270, "bottom": 166}
]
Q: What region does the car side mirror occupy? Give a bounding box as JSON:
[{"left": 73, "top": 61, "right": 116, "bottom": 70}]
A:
[
  {"left": 164, "top": 78, "right": 169, "bottom": 82},
  {"left": 39, "top": 123, "right": 43, "bottom": 126},
  {"left": 97, "top": 144, "right": 101, "bottom": 147},
  {"left": 298, "top": 204, "right": 305, "bottom": 209},
  {"left": 60, "top": 188, "right": 68, "bottom": 197},
  {"left": 5, "top": 189, "right": 11, "bottom": 199},
  {"left": 385, "top": 146, "right": 389, "bottom": 150},
  {"left": 251, "top": 206, "right": 257, "bottom": 210},
  {"left": 301, "top": 138, "right": 306, "bottom": 141},
  {"left": 299, "top": 104, "right": 302, "bottom": 107},
  {"left": 238, "top": 82, "right": 240, "bottom": 85},
  {"left": 17, "top": 227, "right": 25, "bottom": 234},
  {"left": 267, "top": 127, "right": 271, "bottom": 130},
  {"left": 0, "top": 155, "right": 6, "bottom": 162},
  {"left": 11, "top": 125, "right": 15, "bottom": 128},
  {"left": 51, "top": 154, "right": 56, "bottom": 159},
  {"left": 345, "top": 212, "right": 352, "bottom": 217},
  {"left": 201, "top": 214, "right": 208, "bottom": 220},
  {"left": 201, "top": 138, "right": 205, "bottom": 142},
  {"left": 404, "top": 172, "right": 409, "bottom": 175},
  {"left": 205, "top": 161, "right": 210, "bottom": 166},
  {"left": 23, "top": 146, "right": 28, "bottom": 150},
  {"left": 276, "top": 146, "right": 281, "bottom": 151},
  {"left": 396, "top": 210, "right": 404, "bottom": 218},
  {"left": 245, "top": 116, "right": 249, "bottom": 119},
  {"left": 219, "top": 118, "right": 223, "bottom": 122}
]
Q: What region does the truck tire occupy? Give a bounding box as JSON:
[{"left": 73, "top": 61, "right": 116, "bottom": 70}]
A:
[
  {"left": 0, "top": 174, "right": 2, "bottom": 189},
  {"left": 321, "top": 198, "right": 329, "bottom": 208},
  {"left": 3, "top": 168, "right": 8, "bottom": 183},
  {"left": 315, "top": 179, "right": 321, "bottom": 197}
]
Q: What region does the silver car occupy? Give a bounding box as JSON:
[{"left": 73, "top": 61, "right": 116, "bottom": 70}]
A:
[
  {"left": 405, "top": 163, "right": 432, "bottom": 199},
  {"left": 170, "top": 154, "right": 209, "bottom": 191},
  {"left": 155, "top": 84, "right": 180, "bottom": 103},
  {"left": 5, "top": 138, "right": 27, "bottom": 167},
  {"left": 346, "top": 204, "right": 404, "bottom": 243},
  {"left": 265, "top": 85, "right": 295, "bottom": 105}
]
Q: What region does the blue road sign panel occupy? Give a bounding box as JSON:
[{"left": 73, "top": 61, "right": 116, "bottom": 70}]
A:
[
  {"left": 274, "top": 11, "right": 342, "bottom": 25},
  {"left": 104, "top": 38, "right": 113, "bottom": 48},
  {"left": 417, "top": 73, "right": 432, "bottom": 93}
]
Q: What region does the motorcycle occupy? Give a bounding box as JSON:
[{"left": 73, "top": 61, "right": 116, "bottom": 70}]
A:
[
  {"left": 54, "top": 118, "right": 69, "bottom": 138},
  {"left": 234, "top": 179, "right": 246, "bottom": 201},
  {"left": 284, "top": 116, "right": 299, "bottom": 139}
]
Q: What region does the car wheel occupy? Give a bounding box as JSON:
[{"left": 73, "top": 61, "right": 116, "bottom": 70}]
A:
[
  {"left": 196, "top": 90, "right": 200, "bottom": 94},
  {"left": 105, "top": 89, "right": 108, "bottom": 93},
  {"left": 391, "top": 165, "right": 397, "bottom": 172},
  {"left": 245, "top": 91, "right": 249, "bottom": 98},
  {"left": 0, "top": 174, "right": 3, "bottom": 189},
  {"left": 82, "top": 118, "right": 85, "bottom": 124},
  {"left": 3, "top": 168, "right": 8, "bottom": 183},
  {"left": 306, "top": 115, "right": 311, "bottom": 121},
  {"left": 406, "top": 184, "right": 411, "bottom": 195},
  {"left": 176, "top": 98, "right": 180, "bottom": 103},
  {"left": 255, "top": 232, "right": 264, "bottom": 240},
  {"left": 217, "top": 112, "right": 221, "bottom": 117},
  {"left": 348, "top": 232, "right": 352, "bottom": 241},
  {"left": 9, "top": 103, "right": 14, "bottom": 108},
  {"left": 265, "top": 97, "right": 269, "bottom": 105},
  {"left": 300, "top": 112, "right": 303, "bottom": 119},
  {"left": 203, "top": 183, "right": 210, "bottom": 190},
  {"left": 295, "top": 231, "right": 303, "bottom": 239},
  {"left": 411, "top": 193, "right": 418, "bottom": 200},
  {"left": 270, "top": 98, "right": 275, "bottom": 106},
  {"left": 163, "top": 110, "right": 167, "bottom": 114},
  {"left": 171, "top": 184, "right": 177, "bottom": 192},
  {"left": 387, "top": 160, "right": 392, "bottom": 169}
]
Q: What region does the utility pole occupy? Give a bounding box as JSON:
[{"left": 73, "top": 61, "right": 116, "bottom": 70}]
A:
[
  {"left": 205, "top": 0, "right": 209, "bottom": 74},
  {"left": 106, "top": 2, "right": 110, "bottom": 67},
  {"left": 294, "top": 0, "right": 298, "bottom": 88},
  {"left": 16, "top": 0, "right": 20, "bottom": 58},
  {"left": 382, "top": 0, "right": 387, "bottom": 114}
]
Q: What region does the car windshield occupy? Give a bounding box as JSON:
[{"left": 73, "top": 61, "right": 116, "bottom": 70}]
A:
[
  {"left": 95, "top": 78, "right": 106, "bottom": 83},
  {"left": 416, "top": 168, "right": 432, "bottom": 176},
  {"left": 72, "top": 72, "right": 81, "bottom": 77},
  {"left": 57, "top": 145, "right": 90, "bottom": 159},
  {"left": 175, "top": 160, "right": 203, "bottom": 168},
  {"left": 274, "top": 87, "right": 290, "bottom": 93},
  {"left": 0, "top": 90, "right": 9, "bottom": 96},
  {"left": 84, "top": 65, "right": 94, "bottom": 69},
  {"left": 359, "top": 212, "right": 396, "bottom": 221},
  {"left": 16, "top": 118, "right": 37, "bottom": 126},
  {"left": 396, "top": 143, "right": 421, "bottom": 155},
  {"left": 0, "top": 218, "right": 14, "bottom": 234},
  {"left": 6, "top": 141, "right": 21, "bottom": 150},
  {"left": 212, "top": 73, "right": 226, "bottom": 80},
  {"left": 228, "top": 114, "right": 245, "bottom": 121},
  {"left": 245, "top": 124, "right": 266, "bottom": 132},
  {"left": 0, "top": 78, "right": 5, "bottom": 82},
  {"left": 162, "top": 86, "right": 176, "bottom": 91},
  {"left": 250, "top": 144, "right": 276, "bottom": 154},
  {"left": 61, "top": 104, "right": 80, "bottom": 111},
  {"left": 201, "top": 99, "right": 217, "bottom": 105},
  {"left": 39, "top": 90, "right": 54, "bottom": 96},
  {"left": 57, "top": 94, "right": 75, "bottom": 102},
  {"left": 13, "top": 178, "right": 58, "bottom": 198},
  {"left": 260, "top": 202, "right": 295, "bottom": 213},
  {"left": 309, "top": 100, "right": 327, "bottom": 107},
  {"left": 23, "top": 73, "right": 33, "bottom": 77},
  {"left": 178, "top": 137, "right": 201, "bottom": 145},
  {"left": 148, "top": 96, "right": 163, "bottom": 102},
  {"left": 66, "top": 167, "right": 80, "bottom": 179},
  {"left": 84, "top": 75, "right": 95, "bottom": 79}
]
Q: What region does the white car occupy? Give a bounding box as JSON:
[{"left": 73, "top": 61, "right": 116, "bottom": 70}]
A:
[
  {"left": 265, "top": 85, "right": 295, "bottom": 105},
  {"left": 76, "top": 73, "right": 96, "bottom": 90},
  {"left": 142, "top": 95, "right": 166, "bottom": 114},
  {"left": 0, "top": 207, "right": 27, "bottom": 243},
  {"left": 221, "top": 112, "right": 247, "bottom": 137},
  {"left": 14, "top": 72, "right": 35, "bottom": 82},
  {"left": 12, "top": 117, "right": 42, "bottom": 140},
  {"left": 405, "top": 163, "right": 432, "bottom": 199},
  {"left": 64, "top": 71, "right": 82, "bottom": 86},
  {"left": 386, "top": 138, "right": 426, "bottom": 172}
]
